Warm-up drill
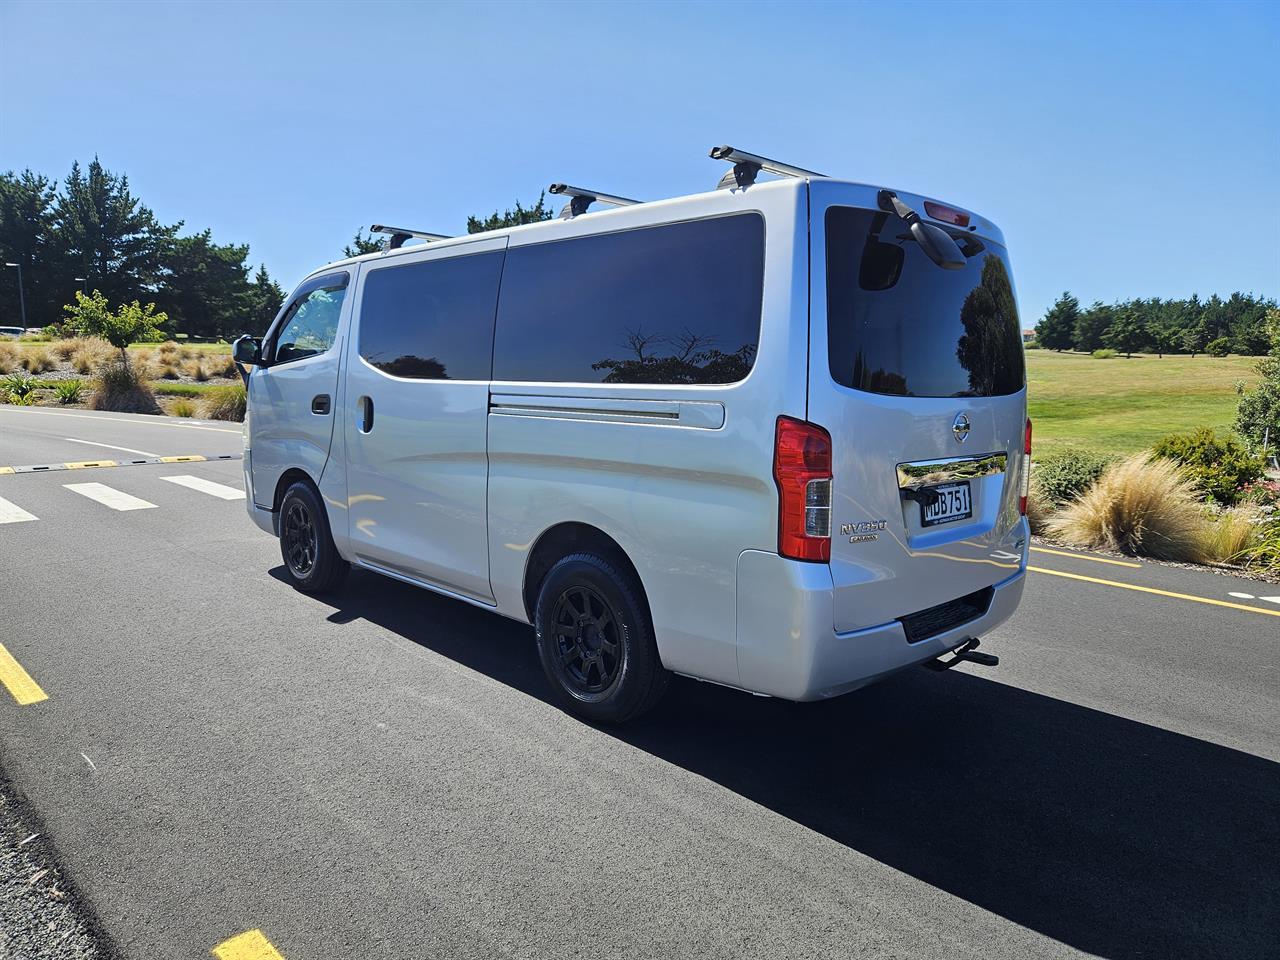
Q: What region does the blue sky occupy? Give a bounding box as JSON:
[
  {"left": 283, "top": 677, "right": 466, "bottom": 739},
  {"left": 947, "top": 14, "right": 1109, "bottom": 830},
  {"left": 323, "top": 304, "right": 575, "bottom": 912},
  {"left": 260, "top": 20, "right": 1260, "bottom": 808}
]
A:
[{"left": 1, "top": 0, "right": 1276, "bottom": 323}]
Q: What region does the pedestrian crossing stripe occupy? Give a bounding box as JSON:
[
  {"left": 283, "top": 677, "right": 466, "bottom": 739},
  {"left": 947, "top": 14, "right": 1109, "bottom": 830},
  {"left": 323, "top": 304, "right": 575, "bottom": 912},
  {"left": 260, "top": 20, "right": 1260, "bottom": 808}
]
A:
[{"left": 0, "top": 453, "right": 240, "bottom": 476}]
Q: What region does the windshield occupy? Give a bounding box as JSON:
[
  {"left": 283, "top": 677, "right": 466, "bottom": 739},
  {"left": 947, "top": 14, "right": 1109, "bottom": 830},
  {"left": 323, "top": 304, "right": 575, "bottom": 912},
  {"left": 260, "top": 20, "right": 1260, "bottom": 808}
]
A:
[{"left": 825, "top": 205, "right": 1025, "bottom": 398}]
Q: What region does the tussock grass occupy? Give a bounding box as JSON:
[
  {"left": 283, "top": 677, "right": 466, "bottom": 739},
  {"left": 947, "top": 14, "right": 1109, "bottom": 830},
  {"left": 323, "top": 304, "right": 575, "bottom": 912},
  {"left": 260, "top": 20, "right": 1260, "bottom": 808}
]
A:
[
  {"left": 50, "top": 339, "right": 80, "bottom": 361},
  {"left": 20, "top": 345, "right": 54, "bottom": 373},
  {"left": 1024, "top": 481, "right": 1052, "bottom": 536},
  {"left": 90, "top": 359, "right": 161, "bottom": 415},
  {"left": 169, "top": 398, "right": 197, "bottom": 418},
  {"left": 1046, "top": 455, "right": 1208, "bottom": 562},
  {"left": 0, "top": 342, "right": 16, "bottom": 374},
  {"left": 184, "top": 358, "right": 209, "bottom": 381},
  {"left": 201, "top": 384, "right": 246, "bottom": 422},
  {"left": 1198, "top": 508, "right": 1261, "bottom": 564}
]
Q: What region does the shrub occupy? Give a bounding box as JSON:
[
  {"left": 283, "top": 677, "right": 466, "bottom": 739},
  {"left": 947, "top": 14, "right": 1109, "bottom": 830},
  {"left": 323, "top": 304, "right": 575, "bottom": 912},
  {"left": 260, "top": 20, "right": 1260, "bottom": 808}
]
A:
[
  {"left": 20, "top": 345, "right": 54, "bottom": 373},
  {"left": 1033, "top": 451, "right": 1113, "bottom": 506},
  {"left": 1024, "top": 480, "right": 1052, "bottom": 535},
  {"left": 1046, "top": 455, "right": 1208, "bottom": 562},
  {"left": 89, "top": 359, "right": 161, "bottom": 414},
  {"left": 1240, "top": 516, "right": 1280, "bottom": 573},
  {"left": 51, "top": 338, "right": 80, "bottom": 361},
  {"left": 69, "top": 338, "right": 112, "bottom": 375},
  {"left": 1024, "top": 340, "right": 1041, "bottom": 350},
  {"left": 54, "top": 380, "right": 83, "bottom": 405},
  {"left": 1239, "top": 479, "right": 1280, "bottom": 508},
  {"left": 169, "top": 398, "right": 197, "bottom": 418},
  {"left": 1151, "top": 427, "right": 1263, "bottom": 505},
  {"left": 2, "top": 373, "right": 38, "bottom": 401},
  {"left": 1091, "top": 348, "right": 1117, "bottom": 359},
  {"left": 201, "top": 384, "right": 246, "bottom": 421},
  {"left": 0, "top": 341, "right": 16, "bottom": 373},
  {"left": 1206, "top": 337, "right": 1231, "bottom": 357},
  {"left": 1198, "top": 507, "right": 1261, "bottom": 564}
]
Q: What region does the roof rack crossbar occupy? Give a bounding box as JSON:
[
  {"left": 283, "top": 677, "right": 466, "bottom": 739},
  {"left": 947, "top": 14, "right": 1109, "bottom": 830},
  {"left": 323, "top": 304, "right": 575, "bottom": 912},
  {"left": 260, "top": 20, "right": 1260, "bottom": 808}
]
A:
[
  {"left": 370, "top": 224, "right": 452, "bottom": 250},
  {"left": 548, "top": 183, "right": 641, "bottom": 219},
  {"left": 708, "top": 145, "right": 826, "bottom": 190}
]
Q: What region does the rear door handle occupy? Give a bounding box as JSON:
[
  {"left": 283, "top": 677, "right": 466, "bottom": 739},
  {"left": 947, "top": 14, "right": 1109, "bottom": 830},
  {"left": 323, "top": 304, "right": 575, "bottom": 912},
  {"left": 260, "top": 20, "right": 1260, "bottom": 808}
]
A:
[
  {"left": 357, "top": 396, "right": 374, "bottom": 433},
  {"left": 311, "top": 394, "right": 331, "bottom": 415}
]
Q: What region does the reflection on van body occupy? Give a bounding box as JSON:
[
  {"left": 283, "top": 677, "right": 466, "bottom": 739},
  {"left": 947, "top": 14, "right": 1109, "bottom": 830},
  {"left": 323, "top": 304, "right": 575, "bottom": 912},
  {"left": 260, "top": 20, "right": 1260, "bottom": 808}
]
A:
[{"left": 240, "top": 175, "right": 1029, "bottom": 723}]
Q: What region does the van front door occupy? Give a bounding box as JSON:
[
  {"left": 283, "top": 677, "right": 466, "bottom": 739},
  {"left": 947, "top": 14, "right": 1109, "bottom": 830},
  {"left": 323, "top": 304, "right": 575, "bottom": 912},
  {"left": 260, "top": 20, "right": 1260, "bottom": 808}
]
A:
[
  {"left": 342, "top": 236, "right": 508, "bottom": 603},
  {"left": 249, "top": 272, "right": 351, "bottom": 510}
]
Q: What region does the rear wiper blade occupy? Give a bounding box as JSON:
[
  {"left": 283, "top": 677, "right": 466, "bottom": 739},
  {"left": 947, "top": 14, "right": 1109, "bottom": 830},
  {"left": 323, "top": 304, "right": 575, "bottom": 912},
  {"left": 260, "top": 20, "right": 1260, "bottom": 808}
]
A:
[{"left": 878, "top": 190, "right": 966, "bottom": 270}]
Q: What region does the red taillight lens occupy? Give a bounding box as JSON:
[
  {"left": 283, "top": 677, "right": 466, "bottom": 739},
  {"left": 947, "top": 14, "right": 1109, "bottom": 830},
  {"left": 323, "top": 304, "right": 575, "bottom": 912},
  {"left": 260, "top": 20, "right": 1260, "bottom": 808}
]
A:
[
  {"left": 1019, "top": 418, "right": 1033, "bottom": 515},
  {"left": 923, "top": 200, "right": 971, "bottom": 227},
  {"left": 774, "top": 417, "right": 833, "bottom": 562}
]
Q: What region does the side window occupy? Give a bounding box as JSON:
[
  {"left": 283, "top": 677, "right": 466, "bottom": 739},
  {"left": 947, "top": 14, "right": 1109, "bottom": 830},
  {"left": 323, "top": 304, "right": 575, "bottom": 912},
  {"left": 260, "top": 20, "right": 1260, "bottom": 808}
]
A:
[
  {"left": 273, "top": 276, "right": 348, "bottom": 364},
  {"left": 358, "top": 250, "right": 505, "bottom": 380},
  {"left": 492, "top": 213, "right": 764, "bottom": 385}
]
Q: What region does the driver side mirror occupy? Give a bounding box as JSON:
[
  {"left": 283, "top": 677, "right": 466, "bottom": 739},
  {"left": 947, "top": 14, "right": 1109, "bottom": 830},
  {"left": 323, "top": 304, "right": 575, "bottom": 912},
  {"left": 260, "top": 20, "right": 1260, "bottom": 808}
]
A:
[{"left": 232, "top": 335, "right": 263, "bottom": 366}]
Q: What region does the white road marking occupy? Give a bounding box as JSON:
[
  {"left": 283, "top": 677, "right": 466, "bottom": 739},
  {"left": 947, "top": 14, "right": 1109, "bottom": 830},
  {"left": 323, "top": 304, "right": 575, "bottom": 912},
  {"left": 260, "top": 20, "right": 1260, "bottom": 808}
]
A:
[
  {"left": 63, "top": 437, "right": 160, "bottom": 457},
  {"left": 80, "top": 752, "right": 97, "bottom": 771},
  {"left": 1262, "top": 597, "right": 1280, "bottom": 606},
  {"left": 1229, "top": 592, "right": 1255, "bottom": 599},
  {"left": 0, "top": 407, "right": 239, "bottom": 434},
  {"left": 160, "top": 474, "right": 245, "bottom": 500},
  {"left": 63, "top": 482, "right": 157, "bottom": 511},
  {"left": 0, "top": 497, "right": 38, "bottom": 524}
]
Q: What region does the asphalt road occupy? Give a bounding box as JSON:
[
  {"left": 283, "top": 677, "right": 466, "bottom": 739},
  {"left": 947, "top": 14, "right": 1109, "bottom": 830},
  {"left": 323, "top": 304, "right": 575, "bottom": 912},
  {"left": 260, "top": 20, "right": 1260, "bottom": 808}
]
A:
[{"left": 0, "top": 405, "right": 1277, "bottom": 960}]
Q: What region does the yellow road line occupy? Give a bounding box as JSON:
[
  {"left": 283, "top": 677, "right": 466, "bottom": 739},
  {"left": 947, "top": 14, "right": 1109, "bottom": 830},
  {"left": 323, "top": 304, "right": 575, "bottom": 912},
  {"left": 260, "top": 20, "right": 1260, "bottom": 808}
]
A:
[
  {"left": 0, "top": 643, "right": 48, "bottom": 706},
  {"left": 0, "top": 467, "right": 13, "bottom": 475},
  {"left": 212, "top": 930, "right": 284, "bottom": 960},
  {"left": 160, "top": 455, "right": 206, "bottom": 463},
  {"left": 1031, "top": 546, "right": 1142, "bottom": 568},
  {"left": 65, "top": 460, "right": 118, "bottom": 470},
  {"left": 1028, "top": 565, "right": 1280, "bottom": 618}
]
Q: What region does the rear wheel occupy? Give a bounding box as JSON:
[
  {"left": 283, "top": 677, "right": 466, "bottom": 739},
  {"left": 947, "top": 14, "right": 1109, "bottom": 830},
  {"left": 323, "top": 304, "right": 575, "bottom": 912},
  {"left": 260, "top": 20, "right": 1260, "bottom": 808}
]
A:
[
  {"left": 534, "top": 553, "right": 668, "bottom": 723},
  {"left": 279, "top": 480, "right": 348, "bottom": 594}
]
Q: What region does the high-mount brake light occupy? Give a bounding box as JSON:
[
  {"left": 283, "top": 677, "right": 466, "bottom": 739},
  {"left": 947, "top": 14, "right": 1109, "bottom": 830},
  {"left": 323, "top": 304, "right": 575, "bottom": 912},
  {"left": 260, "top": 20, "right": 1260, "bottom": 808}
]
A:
[
  {"left": 774, "top": 417, "right": 833, "bottom": 562},
  {"left": 1020, "top": 418, "right": 1033, "bottom": 516},
  {"left": 923, "top": 201, "right": 971, "bottom": 228}
]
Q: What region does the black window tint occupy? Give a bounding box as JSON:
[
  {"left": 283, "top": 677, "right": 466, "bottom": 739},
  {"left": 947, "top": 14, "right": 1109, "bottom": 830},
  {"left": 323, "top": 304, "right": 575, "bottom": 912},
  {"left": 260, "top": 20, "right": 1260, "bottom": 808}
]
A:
[
  {"left": 826, "top": 206, "right": 1025, "bottom": 398},
  {"left": 359, "top": 250, "right": 505, "bottom": 380},
  {"left": 493, "top": 214, "right": 764, "bottom": 384}
]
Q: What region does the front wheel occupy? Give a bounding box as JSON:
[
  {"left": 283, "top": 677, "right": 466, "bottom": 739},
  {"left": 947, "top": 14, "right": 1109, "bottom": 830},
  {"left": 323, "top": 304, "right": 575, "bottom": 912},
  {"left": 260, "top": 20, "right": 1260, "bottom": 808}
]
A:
[
  {"left": 278, "top": 480, "right": 348, "bottom": 594},
  {"left": 534, "top": 553, "right": 669, "bottom": 723}
]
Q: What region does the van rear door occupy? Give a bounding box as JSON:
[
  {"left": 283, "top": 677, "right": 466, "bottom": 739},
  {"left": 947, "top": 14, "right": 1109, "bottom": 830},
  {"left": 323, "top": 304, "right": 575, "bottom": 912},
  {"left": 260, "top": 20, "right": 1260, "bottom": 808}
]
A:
[{"left": 807, "top": 182, "right": 1028, "bottom": 635}]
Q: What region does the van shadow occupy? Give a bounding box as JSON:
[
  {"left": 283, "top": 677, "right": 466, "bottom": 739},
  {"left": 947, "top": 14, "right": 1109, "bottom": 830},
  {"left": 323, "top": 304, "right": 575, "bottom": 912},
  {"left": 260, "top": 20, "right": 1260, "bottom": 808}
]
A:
[{"left": 277, "top": 567, "right": 1280, "bottom": 960}]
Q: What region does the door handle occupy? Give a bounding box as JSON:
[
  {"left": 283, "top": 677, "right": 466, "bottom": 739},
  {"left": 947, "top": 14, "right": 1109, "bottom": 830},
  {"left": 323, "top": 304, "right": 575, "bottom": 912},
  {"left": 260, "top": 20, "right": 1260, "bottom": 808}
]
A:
[
  {"left": 311, "top": 394, "right": 331, "bottom": 415},
  {"left": 357, "top": 396, "right": 374, "bottom": 433}
]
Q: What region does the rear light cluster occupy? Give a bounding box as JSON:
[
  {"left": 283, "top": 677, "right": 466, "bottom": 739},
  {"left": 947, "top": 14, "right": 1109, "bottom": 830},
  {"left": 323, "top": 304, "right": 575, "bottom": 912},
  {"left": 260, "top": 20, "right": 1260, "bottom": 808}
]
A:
[
  {"left": 1019, "top": 418, "right": 1033, "bottom": 515},
  {"left": 923, "top": 200, "right": 971, "bottom": 228},
  {"left": 774, "top": 417, "right": 832, "bottom": 562}
]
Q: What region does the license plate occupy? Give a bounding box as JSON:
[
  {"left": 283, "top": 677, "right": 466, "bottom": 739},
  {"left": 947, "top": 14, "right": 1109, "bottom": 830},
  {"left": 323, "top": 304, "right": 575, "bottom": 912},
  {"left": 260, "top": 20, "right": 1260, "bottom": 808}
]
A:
[{"left": 920, "top": 482, "right": 972, "bottom": 527}]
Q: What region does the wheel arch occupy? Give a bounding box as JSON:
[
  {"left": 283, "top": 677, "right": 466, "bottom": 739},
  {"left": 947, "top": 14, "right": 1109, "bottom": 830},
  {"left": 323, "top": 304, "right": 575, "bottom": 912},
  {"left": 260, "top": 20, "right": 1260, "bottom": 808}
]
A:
[{"left": 521, "top": 522, "right": 652, "bottom": 629}]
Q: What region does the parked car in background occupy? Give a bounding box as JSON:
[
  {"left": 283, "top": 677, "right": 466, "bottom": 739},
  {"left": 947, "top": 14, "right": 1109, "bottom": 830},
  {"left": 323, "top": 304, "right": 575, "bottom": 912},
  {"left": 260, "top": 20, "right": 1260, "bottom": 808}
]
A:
[{"left": 0, "top": 326, "right": 27, "bottom": 338}]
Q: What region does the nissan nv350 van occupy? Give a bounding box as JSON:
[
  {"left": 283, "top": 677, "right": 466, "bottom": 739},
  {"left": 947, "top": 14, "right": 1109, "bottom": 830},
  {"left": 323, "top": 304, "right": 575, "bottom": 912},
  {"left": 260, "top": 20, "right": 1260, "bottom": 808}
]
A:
[{"left": 234, "top": 147, "right": 1030, "bottom": 723}]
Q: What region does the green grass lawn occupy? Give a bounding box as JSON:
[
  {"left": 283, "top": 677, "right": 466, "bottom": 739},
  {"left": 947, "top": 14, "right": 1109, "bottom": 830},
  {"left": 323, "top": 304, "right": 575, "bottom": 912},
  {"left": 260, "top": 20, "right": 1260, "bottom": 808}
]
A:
[{"left": 1027, "top": 350, "right": 1260, "bottom": 458}]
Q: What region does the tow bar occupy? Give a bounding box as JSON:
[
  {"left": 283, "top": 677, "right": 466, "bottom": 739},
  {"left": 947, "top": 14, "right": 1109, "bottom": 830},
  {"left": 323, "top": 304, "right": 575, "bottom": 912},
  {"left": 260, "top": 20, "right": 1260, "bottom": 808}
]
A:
[{"left": 923, "top": 637, "right": 999, "bottom": 672}]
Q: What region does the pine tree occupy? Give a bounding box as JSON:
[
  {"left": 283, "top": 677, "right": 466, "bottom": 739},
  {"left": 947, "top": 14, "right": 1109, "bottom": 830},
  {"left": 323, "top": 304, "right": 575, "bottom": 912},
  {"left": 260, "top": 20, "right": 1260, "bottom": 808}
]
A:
[{"left": 1036, "top": 292, "right": 1079, "bottom": 351}]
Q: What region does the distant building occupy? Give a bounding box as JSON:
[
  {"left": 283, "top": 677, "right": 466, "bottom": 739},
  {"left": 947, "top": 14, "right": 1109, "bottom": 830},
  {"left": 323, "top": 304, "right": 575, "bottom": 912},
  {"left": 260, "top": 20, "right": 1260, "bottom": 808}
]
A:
[{"left": 1022, "top": 329, "right": 1036, "bottom": 343}]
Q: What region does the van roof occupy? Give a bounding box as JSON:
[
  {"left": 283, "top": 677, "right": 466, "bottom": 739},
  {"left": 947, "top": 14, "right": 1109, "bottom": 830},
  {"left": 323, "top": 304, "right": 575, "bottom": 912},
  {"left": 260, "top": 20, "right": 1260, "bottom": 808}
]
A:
[{"left": 306, "top": 177, "right": 1005, "bottom": 282}]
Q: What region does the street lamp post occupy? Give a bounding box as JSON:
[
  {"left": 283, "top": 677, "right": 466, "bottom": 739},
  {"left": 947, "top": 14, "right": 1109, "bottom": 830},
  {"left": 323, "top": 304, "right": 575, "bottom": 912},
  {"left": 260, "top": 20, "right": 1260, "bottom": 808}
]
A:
[
  {"left": 4, "top": 263, "right": 27, "bottom": 329},
  {"left": 74, "top": 276, "right": 88, "bottom": 295}
]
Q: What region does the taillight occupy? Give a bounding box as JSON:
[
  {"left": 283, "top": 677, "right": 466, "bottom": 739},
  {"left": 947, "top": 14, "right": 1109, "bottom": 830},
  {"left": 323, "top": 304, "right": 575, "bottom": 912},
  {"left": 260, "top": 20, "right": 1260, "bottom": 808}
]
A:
[
  {"left": 923, "top": 200, "right": 971, "bottom": 228},
  {"left": 1019, "top": 418, "right": 1033, "bottom": 515},
  {"left": 774, "top": 417, "right": 832, "bottom": 562}
]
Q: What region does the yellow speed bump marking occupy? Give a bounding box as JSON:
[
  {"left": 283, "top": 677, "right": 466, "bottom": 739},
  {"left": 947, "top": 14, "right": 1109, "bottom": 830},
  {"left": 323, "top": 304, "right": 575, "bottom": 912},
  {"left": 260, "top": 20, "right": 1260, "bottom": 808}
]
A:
[
  {"left": 0, "top": 467, "right": 13, "bottom": 475},
  {"left": 0, "top": 643, "right": 48, "bottom": 706},
  {"left": 1031, "top": 546, "right": 1142, "bottom": 569},
  {"left": 160, "top": 455, "right": 206, "bottom": 463},
  {"left": 212, "top": 930, "right": 285, "bottom": 960},
  {"left": 65, "top": 460, "right": 118, "bottom": 470},
  {"left": 1028, "top": 565, "right": 1280, "bottom": 618}
]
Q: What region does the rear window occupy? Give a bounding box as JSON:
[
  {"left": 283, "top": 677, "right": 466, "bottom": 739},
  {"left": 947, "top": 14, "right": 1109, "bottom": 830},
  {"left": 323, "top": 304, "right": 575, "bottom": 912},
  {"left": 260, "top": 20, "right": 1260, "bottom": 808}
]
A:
[
  {"left": 492, "top": 213, "right": 764, "bottom": 384},
  {"left": 358, "top": 250, "right": 505, "bottom": 380},
  {"left": 825, "top": 206, "right": 1024, "bottom": 398}
]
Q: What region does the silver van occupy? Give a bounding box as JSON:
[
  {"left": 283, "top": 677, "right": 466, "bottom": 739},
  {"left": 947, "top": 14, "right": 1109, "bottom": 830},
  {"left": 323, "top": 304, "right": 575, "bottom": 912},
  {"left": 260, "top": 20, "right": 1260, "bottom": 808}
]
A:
[{"left": 235, "top": 147, "right": 1030, "bottom": 723}]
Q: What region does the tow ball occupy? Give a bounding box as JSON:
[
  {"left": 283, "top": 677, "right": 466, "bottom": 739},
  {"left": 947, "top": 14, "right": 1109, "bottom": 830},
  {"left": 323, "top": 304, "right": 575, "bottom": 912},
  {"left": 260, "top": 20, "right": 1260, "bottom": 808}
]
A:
[{"left": 923, "top": 637, "right": 999, "bottom": 672}]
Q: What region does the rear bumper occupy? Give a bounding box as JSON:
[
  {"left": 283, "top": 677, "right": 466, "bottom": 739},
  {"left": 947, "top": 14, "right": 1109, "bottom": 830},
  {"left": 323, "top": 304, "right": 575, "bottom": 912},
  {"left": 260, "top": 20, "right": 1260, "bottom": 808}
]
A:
[{"left": 735, "top": 550, "right": 1025, "bottom": 701}]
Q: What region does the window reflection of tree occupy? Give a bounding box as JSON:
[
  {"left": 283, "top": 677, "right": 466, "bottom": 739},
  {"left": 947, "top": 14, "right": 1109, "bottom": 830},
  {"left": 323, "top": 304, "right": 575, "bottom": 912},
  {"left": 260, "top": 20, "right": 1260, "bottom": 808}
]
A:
[
  {"left": 955, "top": 256, "right": 1022, "bottom": 396},
  {"left": 591, "top": 327, "right": 756, "bottom": 384},
  {"left": 374, "top": 355, "right": 449, "bottom": 379}
]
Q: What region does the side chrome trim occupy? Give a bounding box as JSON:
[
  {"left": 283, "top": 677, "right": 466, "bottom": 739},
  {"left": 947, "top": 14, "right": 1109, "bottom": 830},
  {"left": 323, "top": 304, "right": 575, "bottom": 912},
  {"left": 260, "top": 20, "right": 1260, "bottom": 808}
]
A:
[
  {"left": 896, "top": 452, "right": 1007, "bottom": 489},
  {"left": 489, "top": 394, "right": 725, "bottom": 429}
]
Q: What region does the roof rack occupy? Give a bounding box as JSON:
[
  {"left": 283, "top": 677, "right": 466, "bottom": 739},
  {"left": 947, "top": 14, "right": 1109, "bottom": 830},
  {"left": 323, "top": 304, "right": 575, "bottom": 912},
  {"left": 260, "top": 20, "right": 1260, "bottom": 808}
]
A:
[
  {"left": 548, "top": 183, "right": 641, "bottom": 219},
  {"left": 708, "top": 145, "right": 825, "bottom": 190},
  {"left": 370, "top": 224, "right": 452, "bottom": 250}
]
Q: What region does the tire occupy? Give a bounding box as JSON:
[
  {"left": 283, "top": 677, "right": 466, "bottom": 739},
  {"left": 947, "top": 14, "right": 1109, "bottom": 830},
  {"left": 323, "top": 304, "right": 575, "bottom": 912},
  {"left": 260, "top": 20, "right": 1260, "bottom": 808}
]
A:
[
  {"left": 278, "top": 480, "right": 348, "bottom": 594},
  {"left": 534, "top": 553, "right": 669, "bottom": 723}
]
